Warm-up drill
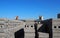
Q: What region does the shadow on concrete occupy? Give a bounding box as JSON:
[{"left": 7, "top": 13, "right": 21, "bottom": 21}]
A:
[
  {"left": 38, "top": 19, "right": 52, "bottom": 38},
  {"left": 34, "top": 23, "right": 39, "bottom": 38},
  {"left": 38, "top": 23, "right": 49, "bottom": 33},
  {"left": 14, "top": 28, "right": 24, "bottom": 38}
]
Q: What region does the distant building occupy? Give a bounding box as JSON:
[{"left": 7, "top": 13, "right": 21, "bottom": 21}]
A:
[
  {"left": 0, "top": 14, "right": 60, "bottom": 38},
  {"left": 57, "top": 14, "right": 60, "bottom": 18}
]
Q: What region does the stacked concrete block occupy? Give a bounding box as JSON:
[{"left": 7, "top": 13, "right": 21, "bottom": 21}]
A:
[
  {"left": 24, "top": 23, "right": 35, "bottom": 38},
  {"left": 0, "top": 33, "right": 7, "bottom": 38},
  {"left": 0, "top": 18, "right": 25, "bottom": 38},
  {"left": 38, "top": 32, "right": 49, "bottom": 38},
  {"left": 25, "top": 33, "right": 35, "bottom": 38},
  {"left": 52, "top": 19, "right": 60, "bottom": 38}
]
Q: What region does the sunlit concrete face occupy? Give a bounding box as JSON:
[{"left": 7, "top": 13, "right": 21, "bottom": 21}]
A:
[
  {"left": 24, "top": 21, "right": 35, "bottom": 38},
  {"left": 0, "top": 18, "right": 49, "bottom": 38},
  {"left": 0, "top": 18, "right": 25, "bottom": 38},
  {"left": 52, "top": 19, "right": 60, "bottom": 38}
]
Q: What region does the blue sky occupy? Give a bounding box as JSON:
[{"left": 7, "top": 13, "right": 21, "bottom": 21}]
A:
[{"left": 0, "top": 0, "right": 60, "bottom": 19}]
